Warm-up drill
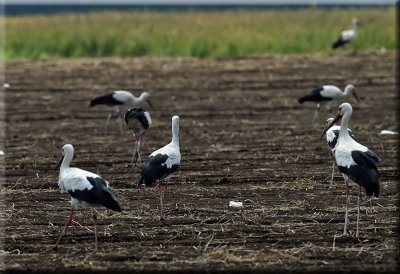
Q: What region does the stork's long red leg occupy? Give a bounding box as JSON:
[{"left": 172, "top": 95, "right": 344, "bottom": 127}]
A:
[
  {"left": 52, "top": 208, "right": 74, "bottom": 251},
  {"left": 329, "top": 160, "right": 335, "bottom": 189},
  {"left": 92, "top": 210, "right": 98, "bottom": 252},
  {"left": 356, "top": 185, "right": 362, "bottom": 237},
  {"left": 131, "top": 134, "right": 140, "bottom": 166},
  {"left": 117, "top": 115, "right": 124, "bottom": 135},
  {"left": 342, "top": 181, "right": 350, "bottom": 236},
  {"left": 159, "top": 181, "right": 164, "bottom": 221},
  {"left": 137, "top": 134, "right": 142, "bottom": 164}
]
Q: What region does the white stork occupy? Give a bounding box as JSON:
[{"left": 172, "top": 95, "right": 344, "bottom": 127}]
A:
[
  {"left": 139, "top": 116, "right": 181, "bottom": 220},
  {"left": 298, "top": 84, "right": 359, "bottom": 124},
  {"left": 322, "top": 103, "right": 380, "bottom": 237},
  {"left": 53, "top": 144, "right": 122, "bottom": 252},
  {"left": 324, "top": 117, "right": 356, "bottom": 188},
  {"left": 124, "top": 107, "right": 152, "bottom": 166},
  {"left": 90, "top": 91, "right": 153, "bottom": 134},
  {"left": 332, "top": 18, "right": 359, "bottom": 49}
]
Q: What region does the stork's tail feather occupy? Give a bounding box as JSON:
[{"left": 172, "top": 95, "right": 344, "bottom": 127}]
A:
[
  {"left": 298, "top": 94, "right": 314, "bottom": 104},
  {"left": 332, "top": 38, "right": 345, "bottom": 49},
  {"left": 102, "top": 193, "right": 123, "bottom": 212},
  {"left": 138, "top": 175, "right": 154, "bottom": 187},
  {"left": 90, "top": 96, "right": 107, "bottom": 107},
  {"left": 90, "top": 93, "right": 117, "bottom": 107},
  {"left": 364, "top": 181, "right": 380, "bottom": 198},
  {"left": 298, "top": 96, "right": 307, "bottom": 104}
]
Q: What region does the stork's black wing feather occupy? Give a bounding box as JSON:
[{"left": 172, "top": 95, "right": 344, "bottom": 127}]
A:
[
  {"left": 337, "top": 150, "right": 380, "bottom": 197},
  {"left": 90, "top": 92, "right": 123, "bottom": 107},
  {"left": 298, "top": 87, "right": 332, "bottom": 103},
  {"left": 139, "top": 153, "right": 179, "bottom": 187},
  {"left": 68, "top": 177, "right": 122, "bottom": 211}
]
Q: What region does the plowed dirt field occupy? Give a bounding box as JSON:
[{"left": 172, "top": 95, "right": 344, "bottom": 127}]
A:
[{"left": 1, "top": 52, "right": 398, "bottom": 272}]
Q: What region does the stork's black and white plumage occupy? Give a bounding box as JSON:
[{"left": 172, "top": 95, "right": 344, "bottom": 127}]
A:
[
  {"left": 298, "top": 84, "right": 359, "bottom": 124},
  {"left": 90, "top": 91, "right": 153, "bottom": 134},
  {"left": 53, "top": 144, "right": 122, "bottom": 252},
  {"left": 139, "top": 115, "right": 180, "bottom": 220},
  {"left": 322, "top": 103, "right": 380, "bottom": 237},
  {"left": 324, "top": 117, "right": 356, "bottom": 188},
  {"left": 124, "top": 107, "right": 152, "bottom": 166},
  {"left": 332, "top": 18, "right": 359, "bottom": 49}
]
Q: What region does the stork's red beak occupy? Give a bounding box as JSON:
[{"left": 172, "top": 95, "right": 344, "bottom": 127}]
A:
[
  {"left": 321, "top": 113, "right": 342, "bottom": 138},
  {"left": 55, "top": 156, "right": 64, "bottom": 170},
  {"left": 147, "top": 99, "right": 154, "bottom": 110},
  {"left": 353, "top": 91, "right": 360, "bottom": 102}
]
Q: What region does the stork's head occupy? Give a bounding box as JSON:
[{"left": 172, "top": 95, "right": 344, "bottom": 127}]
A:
[
  {"left": 345, "top": 84, "right": 359, "bottom": 102},
  {"left": 56, "top": 144, "right": 74, "bottom": 170},
  {"left": 61, "top": 144, "right": 74, "bottom": 156},
  {"left": 325, "top": 117, "right": 335, "bottom": 128},
  {"left": 321, "top": 103, "right": 352, "bottom": 137},
  {"left": 337, "top": 103, "right": 353, "bottom": 117}
]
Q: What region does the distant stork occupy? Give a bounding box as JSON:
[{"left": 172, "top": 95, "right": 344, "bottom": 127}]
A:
[
  {"left": 139, "top": 116, "right": 181, "bottom": 220},
  {"left": 298, "top": 84, "right": 359, "bottom": 124},
  {"left": 324, "top": 117, "right": 356, "bottom": 188},
  {"left": 124, "top": 107, "right": 152, "bottom": 166},
  {"left": 322, "top": 103, "right": 380, "bottom": 237},
  {"left": 332, "top": 18, "right": 359, "bottom": 49},
  {"left": 53, "top": 144, "right": 122, "bottom": 252},
  {"left": 90, "top": 91, "right": 153, "bottom": 134}
]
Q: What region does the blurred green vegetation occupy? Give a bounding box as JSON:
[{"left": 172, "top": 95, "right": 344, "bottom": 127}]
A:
[{"left": 4, "top": 8, "right": 396, "bottom": 59}]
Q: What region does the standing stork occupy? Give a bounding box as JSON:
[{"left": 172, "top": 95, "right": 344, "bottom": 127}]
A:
[
  {"left": 90, "top": 91, "right": 153, "bottom": 134},
  {"left": 332, "top": 18, "right": 359, "bottom": 49},
  {"left": 124, "top": 107, "right": 152, "bottom": 166},
  {"left": 139, "top": 116, "right": 181, "bottom": 220},
  {"left": 53, "top": 144, "right": 122, "bottom": 252},
  {"left": 322, "top": 103, "right": 380, "bottom": 237},
  {"left": 298, "top": 84, "right": 359, "bottom": 124},
  {"left": 324, "top": 117, "right": 356, "bottom": 188}
]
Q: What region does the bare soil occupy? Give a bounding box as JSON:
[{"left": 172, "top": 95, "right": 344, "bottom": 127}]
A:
[{"left": 1, "top": 52, "right": 398, "bottom": 272}]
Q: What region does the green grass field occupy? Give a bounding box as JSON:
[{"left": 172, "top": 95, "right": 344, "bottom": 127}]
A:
[{"left": 4, "top": 8, "right": 396, "bottom": 59}]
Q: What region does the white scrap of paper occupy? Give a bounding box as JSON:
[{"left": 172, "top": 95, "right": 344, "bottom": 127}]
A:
[
  {"left": 379, "top": 130, "right": 399, "bottom": 135},
  {"left": 229, "top": 201, "right": 243, "bottom": 208}
]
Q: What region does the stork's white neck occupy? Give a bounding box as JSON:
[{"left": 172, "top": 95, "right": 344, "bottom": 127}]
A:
[
  {"left": 339, "top": 110, "right": 352, "bottom": 141},
  {"left": 343, "top": 86, "right": 353, "bottom": 97},
  {"left": 132, "top": 92, "right": 147, "bottom": 103},
  {"left": 171, "top": 118, "right": 180, "bottom": 148},
  {"left": 60, "top": 150, "right": 73, "bottom": 172},
  {"left": 352, "top": 21, "right": 358, "bottom": 30}
]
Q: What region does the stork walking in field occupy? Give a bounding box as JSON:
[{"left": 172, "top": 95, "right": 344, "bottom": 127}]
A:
[
  {"left": 124, "top": 107, "right": 152, "bottom": 166},
  {"left": 332, "top": 18, "right": 359, "bottom": 49},
  {"left": 139, "top": 116, "right": 181, "bottom": 220},
  {"left": 298, "top": 84, "right": 359, "bottom": 124},
  {"left": 53, "top": 144, "right": 122, "bottom": 252},
  {"left": 90, "top": 91, "right": 153, "bottom": 134},
  {"left": 324, "top": 117, "right": 356, "bottom": 188},
  {"left": 322, "top": 103, "right": 380, "bottom": 237}
]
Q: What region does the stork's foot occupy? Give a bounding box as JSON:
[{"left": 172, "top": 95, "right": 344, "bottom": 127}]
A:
[
  {"left": 333, "top": 233, "right": 361, "bottom": 244},
  {"left": 132, "top": 154, "right": 140, "bottom": 166},
  {"left": 48, "top": 245, "right": 59, "bottom": 252},
  {"left": 338, "top": 232, "right": 350, "bottom": 237}
]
